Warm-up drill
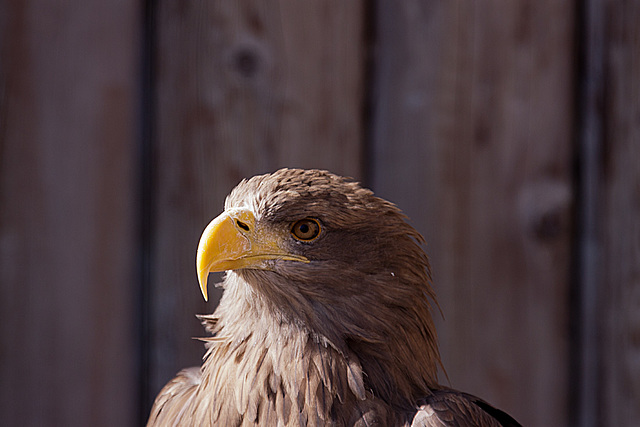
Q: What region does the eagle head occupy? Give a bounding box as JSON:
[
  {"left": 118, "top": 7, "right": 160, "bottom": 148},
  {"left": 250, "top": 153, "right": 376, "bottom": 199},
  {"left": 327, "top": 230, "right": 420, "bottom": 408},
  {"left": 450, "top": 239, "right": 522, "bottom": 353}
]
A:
[{"left": 196, "top": 169, "right": 441, "bottom": 404}]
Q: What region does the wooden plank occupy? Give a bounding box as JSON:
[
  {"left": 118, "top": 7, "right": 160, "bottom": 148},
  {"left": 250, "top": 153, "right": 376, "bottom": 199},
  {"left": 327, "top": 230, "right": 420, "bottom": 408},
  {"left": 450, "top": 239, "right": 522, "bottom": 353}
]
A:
[
  {"left": 575, "top": 0, "right": 605, "bottom": 425},
  {"left": 0, "top": 1, "right": 138, "bottom": 426},
  {"left": 600, "top": 1, "right": 640, "bottom": 424},
  {"left": 370, "top": 2, "right": 574, "bottom": 425},
  {"left": 149, "top": 0, "right": 365, "bottom": 412}
]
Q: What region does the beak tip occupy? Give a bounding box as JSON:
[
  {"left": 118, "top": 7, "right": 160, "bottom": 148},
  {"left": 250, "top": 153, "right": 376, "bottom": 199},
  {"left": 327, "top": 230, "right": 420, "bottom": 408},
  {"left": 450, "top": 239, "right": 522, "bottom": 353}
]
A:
[{"left": 198, "top": 272, "right": 209, "bottom": 301}]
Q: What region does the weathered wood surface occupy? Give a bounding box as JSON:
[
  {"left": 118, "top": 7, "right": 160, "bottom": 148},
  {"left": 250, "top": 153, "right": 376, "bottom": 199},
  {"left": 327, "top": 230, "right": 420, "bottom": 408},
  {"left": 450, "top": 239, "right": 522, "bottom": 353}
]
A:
[
  {"left": 1, "top": 1, "right": 639, "bottom": 425},
  {"left": 371, "top": 3, "right": 575, "bottom": 426},
  {"left": 600, "top": 1, "right": 640, "bottom": 425},
  {"left": 0, "top": 0, "right": 138, "bottom": 425},
  {"left": 576, "top": 1, "right": 605, "bottom": 426},
  {"left": 149, "top": 0, "right": 365, "bottom": 412}
]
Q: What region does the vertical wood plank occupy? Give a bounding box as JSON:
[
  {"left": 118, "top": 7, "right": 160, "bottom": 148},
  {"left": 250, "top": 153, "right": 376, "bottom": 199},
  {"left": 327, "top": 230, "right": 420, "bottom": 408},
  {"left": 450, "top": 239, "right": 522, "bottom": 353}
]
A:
[
  {"left": 0, "top": 1, "right": 138, "bottom": 426},
  {"left": 600, "top": 1, "right": 640, "bottom": 424},
  {"left": 576, "top": 0, "right": 605, "bottom": 425},
  {"left": 149, "top": 0, "right": 365, "bottom": 410},
  {"left": 370, "top": 2, "right": 574, "bottom": 425}
]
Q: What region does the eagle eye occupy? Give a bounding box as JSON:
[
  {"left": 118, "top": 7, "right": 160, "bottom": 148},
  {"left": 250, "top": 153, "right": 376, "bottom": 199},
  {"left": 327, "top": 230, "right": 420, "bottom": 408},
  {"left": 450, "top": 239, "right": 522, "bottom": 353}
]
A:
[{"left": 291, "top": 218, "right": 321, "bottom": 241}]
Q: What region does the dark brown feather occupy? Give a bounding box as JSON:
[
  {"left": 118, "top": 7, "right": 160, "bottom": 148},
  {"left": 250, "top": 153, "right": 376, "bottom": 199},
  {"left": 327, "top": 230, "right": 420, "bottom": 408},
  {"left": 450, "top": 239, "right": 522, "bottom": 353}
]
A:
[
  {"left": 147, "top": 169, "right": 520, "bottom": 426},
  {"left": 411, "top": 389, "right": 522, "bottom": 426}
]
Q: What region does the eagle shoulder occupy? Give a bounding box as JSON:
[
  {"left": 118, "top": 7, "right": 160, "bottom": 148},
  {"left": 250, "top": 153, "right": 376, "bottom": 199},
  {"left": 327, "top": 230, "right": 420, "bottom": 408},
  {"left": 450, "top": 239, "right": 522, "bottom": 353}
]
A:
[
  {"left": 147, "top": 367, "right": 201, "bottom": 426},
  {"left": 410, "top": 388, "right": 521, "bottom": 427}
]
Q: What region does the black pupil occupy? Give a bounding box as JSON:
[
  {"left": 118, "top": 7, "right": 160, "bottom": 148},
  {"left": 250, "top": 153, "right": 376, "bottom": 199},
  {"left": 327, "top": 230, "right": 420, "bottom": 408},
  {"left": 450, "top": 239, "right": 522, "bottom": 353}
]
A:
[{"left": 293, "top": 219, "right": 318, "bottom": 240}]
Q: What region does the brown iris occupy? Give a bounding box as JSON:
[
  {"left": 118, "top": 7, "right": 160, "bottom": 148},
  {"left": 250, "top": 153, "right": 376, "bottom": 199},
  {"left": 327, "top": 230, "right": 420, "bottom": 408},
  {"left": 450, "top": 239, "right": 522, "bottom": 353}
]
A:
[{"left": 291, "top": 218, "right": 321, "bottom": 241}]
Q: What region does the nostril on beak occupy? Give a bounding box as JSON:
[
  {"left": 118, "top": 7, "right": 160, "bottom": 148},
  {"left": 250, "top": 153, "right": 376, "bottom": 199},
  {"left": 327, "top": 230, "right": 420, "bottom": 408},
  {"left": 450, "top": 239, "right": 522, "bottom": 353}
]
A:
[{"left": 236, "top": 220, "right": 250, "bottom": 231}]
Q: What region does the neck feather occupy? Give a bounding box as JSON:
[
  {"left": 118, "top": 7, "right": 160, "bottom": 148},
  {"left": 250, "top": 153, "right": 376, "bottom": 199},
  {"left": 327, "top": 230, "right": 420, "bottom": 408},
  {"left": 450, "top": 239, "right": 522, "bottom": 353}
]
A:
[{"left": 194, "top": 272, "right": 437, "bottom": 424}]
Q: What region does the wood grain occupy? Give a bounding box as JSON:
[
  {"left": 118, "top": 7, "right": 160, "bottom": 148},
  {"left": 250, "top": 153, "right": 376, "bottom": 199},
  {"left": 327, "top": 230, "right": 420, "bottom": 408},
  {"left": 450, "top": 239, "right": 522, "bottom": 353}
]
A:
[
  {"left": 600, "top": 1, "right": 640, "bottom": 424},
  {"left": 0, "top": 0, "right": 138, "bottom": 425},
  {"left": 370, "top": 2, "right": 574, "bottom": 425},
  {"left": 2, "top": 1, "right": 638, "bottom": 424},
  {"left": 149, "top": 0, "right": 365, "bottom": 411}
]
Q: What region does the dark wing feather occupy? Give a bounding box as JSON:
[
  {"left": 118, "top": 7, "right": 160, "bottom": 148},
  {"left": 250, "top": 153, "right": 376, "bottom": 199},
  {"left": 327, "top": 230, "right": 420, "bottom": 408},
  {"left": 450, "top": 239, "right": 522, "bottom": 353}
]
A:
[
  {"left": 147, "top": 367, "right": 201, "bottom": 426},
  {"left": 411, "top": 389, "right": 522, "bottom": 427}
]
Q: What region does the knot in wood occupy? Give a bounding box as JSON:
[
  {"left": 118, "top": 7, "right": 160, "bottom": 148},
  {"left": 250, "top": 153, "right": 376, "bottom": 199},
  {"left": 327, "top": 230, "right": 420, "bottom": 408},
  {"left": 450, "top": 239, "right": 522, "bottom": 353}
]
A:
[
  {"left": 518, "top": 179, "right": 572, "bottom": 244},
  {"left": 233, "top": 48, "right": 259, "bottom": 79},
  {"left": 532, "top": 208, "right": 564, "bottom": 241},
  {"left": 226, "top": 41, "right": 269, "bottom": 82}
]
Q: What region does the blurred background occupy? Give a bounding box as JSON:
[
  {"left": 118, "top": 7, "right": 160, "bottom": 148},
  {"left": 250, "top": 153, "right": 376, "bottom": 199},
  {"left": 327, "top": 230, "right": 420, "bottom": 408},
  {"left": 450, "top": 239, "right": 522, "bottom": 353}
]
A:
[{"left": 1, "top": 1, "right": 638, "bottom": 426}]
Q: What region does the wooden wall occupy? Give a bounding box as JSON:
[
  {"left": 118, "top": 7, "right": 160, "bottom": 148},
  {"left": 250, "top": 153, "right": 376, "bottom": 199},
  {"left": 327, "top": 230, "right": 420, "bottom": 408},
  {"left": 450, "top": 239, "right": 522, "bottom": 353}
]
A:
[
  {"left": 372, "top": 3, "right": 575, "bottom": 425},
  {"left": 1, "top": 1, "right": 638, "bottom": 426},
  {"left": 0, "top": 1, "right": 138, "bottom": 425},
  {"left": 598, "top": 1, "right": 640, "bottom": 425}
]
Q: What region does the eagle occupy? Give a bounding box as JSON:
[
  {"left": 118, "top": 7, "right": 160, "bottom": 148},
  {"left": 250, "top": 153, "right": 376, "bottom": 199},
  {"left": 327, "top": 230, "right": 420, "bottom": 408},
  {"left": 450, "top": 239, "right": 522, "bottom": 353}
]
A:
[{"left": 147, "top": 168, "right": 521, "bottom": 426}]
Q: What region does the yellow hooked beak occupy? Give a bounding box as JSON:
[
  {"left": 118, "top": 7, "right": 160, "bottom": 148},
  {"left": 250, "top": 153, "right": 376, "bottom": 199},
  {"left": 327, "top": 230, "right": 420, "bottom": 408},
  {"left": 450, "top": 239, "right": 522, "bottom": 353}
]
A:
[{"left": 196, "top": 208, "right": 309, "bottom": 301}]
